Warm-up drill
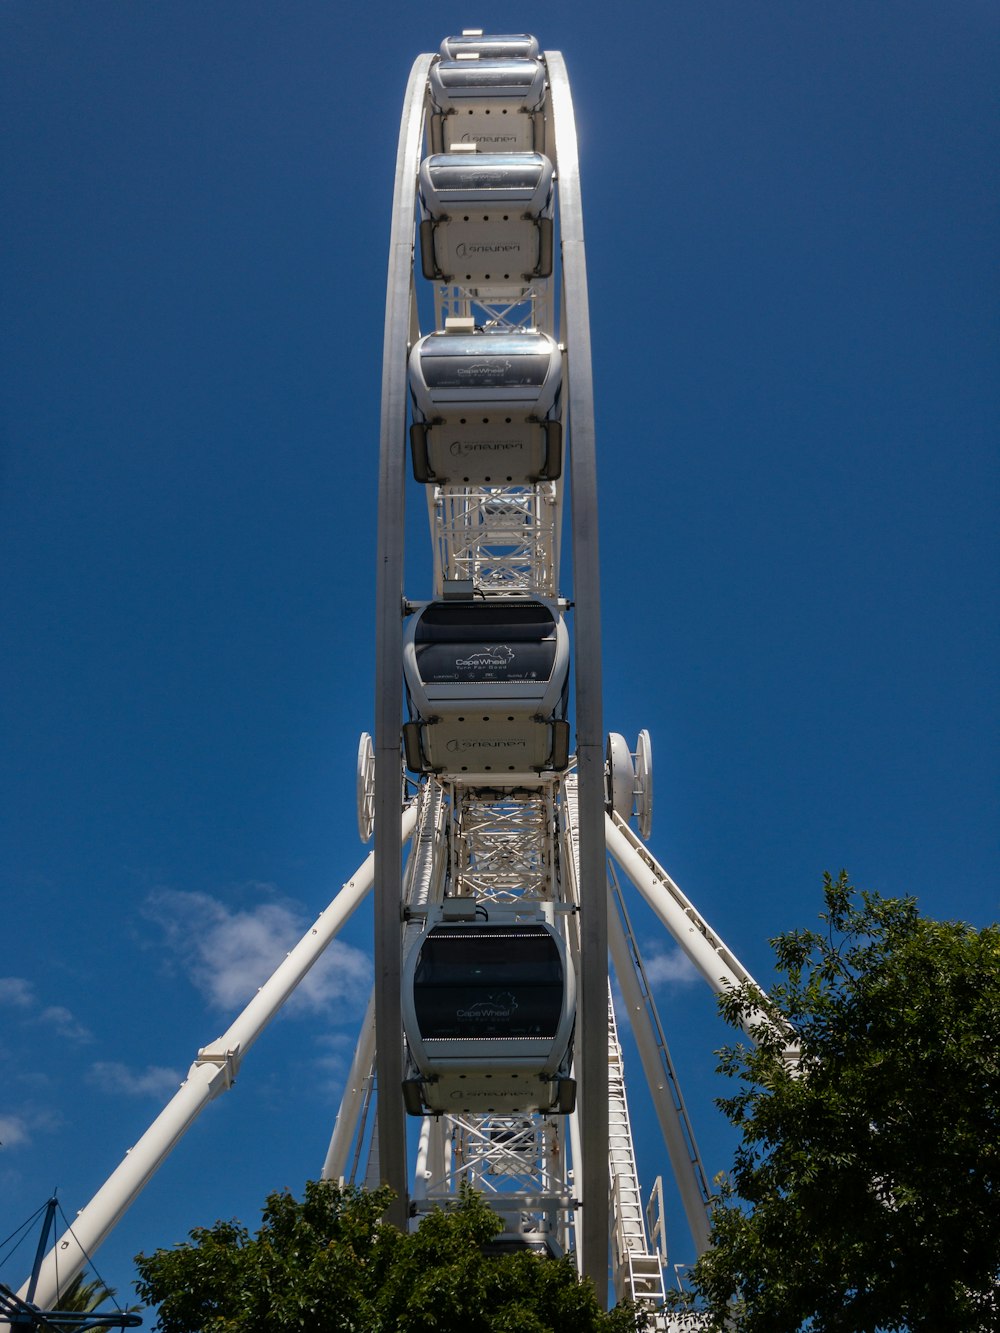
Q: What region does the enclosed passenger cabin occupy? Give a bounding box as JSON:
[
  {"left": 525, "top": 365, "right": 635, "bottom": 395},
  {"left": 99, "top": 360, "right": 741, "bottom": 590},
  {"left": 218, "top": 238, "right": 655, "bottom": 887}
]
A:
[
  {"left": 409, "top": 329, "right": 562, "bottom": 484},
  {"left": 401, "top": 913, "right": 576, "bottom": 1115},
  {"left": 402, "top": 598, "right": 570, "bottom": 777},
  {"left": 418, "top": 152, "right": 554, "bottom": 295},
  {"left": 428, "top": 56, "right": 546, "bottom": 154},
  {"left": 439, "top": 32, "right": 540, "bottom": 61}
]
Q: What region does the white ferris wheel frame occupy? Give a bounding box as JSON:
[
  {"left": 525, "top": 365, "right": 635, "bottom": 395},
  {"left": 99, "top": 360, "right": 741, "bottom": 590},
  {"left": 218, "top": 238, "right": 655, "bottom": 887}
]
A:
[{"left": 11, "top": 37, "right": 791, "bottom": 1326}]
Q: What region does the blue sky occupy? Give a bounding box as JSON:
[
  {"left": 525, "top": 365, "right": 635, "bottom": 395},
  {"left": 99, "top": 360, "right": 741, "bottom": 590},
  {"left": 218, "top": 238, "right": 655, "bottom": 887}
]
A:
[{"left": 2, "top": 0, "right": 997, "bottom": 1308}]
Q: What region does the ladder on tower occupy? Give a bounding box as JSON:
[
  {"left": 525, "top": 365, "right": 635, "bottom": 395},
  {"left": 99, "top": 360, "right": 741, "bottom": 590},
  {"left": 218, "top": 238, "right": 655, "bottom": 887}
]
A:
[{"left": 607, "top": 988, "right": 668, "bottom": 1313}]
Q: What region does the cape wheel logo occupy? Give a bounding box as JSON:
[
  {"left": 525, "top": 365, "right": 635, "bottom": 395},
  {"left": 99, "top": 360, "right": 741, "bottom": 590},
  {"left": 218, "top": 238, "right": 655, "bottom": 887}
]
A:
[
  {"left": 456, "top": 645, "right": 514, "bottom": 670},
  {"left": 457, "top": 992, "right": 518, "bottom": 1022}
]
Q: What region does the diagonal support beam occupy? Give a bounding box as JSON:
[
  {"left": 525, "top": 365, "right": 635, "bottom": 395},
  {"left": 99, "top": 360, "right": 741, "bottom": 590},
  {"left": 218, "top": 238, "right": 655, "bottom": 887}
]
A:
[
  {"left": 606, "top": 812, "right": 796, "bottom": 1055},
  {"left": 20, "top": 805, "right": 418, "bottom": 1310}
]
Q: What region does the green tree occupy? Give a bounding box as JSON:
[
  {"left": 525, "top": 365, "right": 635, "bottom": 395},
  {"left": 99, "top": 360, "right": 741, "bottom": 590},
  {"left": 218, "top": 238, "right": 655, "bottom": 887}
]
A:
[
  {"left": 667, "top": 872, "right": 1000, "bottom": 1332},
  {"left": 134, "top": 1180, "right": 641, "bottom": 1333}
]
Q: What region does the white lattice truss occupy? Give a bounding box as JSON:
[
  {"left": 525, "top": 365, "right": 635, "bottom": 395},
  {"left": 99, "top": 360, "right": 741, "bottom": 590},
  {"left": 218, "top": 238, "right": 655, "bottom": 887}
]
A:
[
  {"left": 430, "top": 484, "right": 559, "bottom": 598},
  {"left": 412, "top": 1111, "right": 573, "bottom": 1256},
  {"left": 434, "top": 281, "right": 553, "bottom": 337},
  {"left": 448, "top": 785, "right": 559, "bottom": 904}
]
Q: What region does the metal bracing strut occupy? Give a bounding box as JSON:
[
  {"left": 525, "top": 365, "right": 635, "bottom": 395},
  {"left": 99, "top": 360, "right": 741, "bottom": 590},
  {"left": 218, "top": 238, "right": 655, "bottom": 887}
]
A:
[
  {"left": 607, "top": 865, "right": 714, "bottom": 1256},
  {"left": 606, "top": 811, "right": 790, "bottom": 1050},
  {"left": 321, "top": 989, "right": 376, "bottom": 1184}
]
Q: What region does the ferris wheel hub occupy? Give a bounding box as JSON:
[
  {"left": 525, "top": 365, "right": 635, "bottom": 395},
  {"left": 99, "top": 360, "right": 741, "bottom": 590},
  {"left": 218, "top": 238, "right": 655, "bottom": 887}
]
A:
[
  {"left": 605, "top": 729, "right": 654, "bottom": 836},
  {"left": 356, "top": 731, "right": 375, "bottom": 843}
]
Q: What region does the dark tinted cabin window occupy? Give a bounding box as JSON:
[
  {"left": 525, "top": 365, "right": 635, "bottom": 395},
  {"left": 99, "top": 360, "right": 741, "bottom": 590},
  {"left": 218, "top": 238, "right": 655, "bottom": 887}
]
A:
[
  {"left": 444, "top": 40, "right": 537, "bottom": 60},
  {"left": 416, "top": 602, "right": 555, "bottom": 639},
  {"left": 414, "top": 602, "right": 557, "bottom": 684},
  {"left": 427, "top": 161, "right": 544, "bottom": 193},
  {"left": 420, "top": 352, "right": 551, "bottom": 390},
  {"left": 416, "top": 640, "right": 554, "bottom": 684},
  {"left": 414, "top": 927, "right": 563, "bottom": 1039},
  {"left": 440, "top": 63, "right": 539, "bottom": 90}
]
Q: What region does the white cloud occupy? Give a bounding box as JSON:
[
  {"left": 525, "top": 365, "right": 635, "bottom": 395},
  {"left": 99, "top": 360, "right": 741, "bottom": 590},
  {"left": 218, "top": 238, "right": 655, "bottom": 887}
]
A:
[
  {"left": 0, "top": 978, "right": 35, "bottom": 1008},
  {"left": 142, "top": 889, "right": 372, "bottom": 1017},
  {"left": 642, "top": 947, "right": 700, "bottom": 989},
  {"left": 611, "top": 946, "right": 700, "bottom": 1042},
  {"left": 88, "top": 1062, "right": 183, "bottom": 1098},
  {"left": 0, "top": 978, "right": 92, "bottom": 1043},
  {"left": 36, "top": 1005, "right": 93, "bottom": 1044},
  {"left": 0, "top": 1114, "right": 31, "bottom": 1148}
]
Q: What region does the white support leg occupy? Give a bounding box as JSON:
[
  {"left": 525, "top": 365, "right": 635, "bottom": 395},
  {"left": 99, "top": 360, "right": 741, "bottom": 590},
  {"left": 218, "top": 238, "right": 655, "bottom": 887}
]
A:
[
  {"left": 607, "top": 886, "right": 713, "bottom": 1255},
  {"left": 321, "top": 989, "right": 376, "bottom": 1183},
  {"left": 567, "top": 1095, "right": 585, "bottom": 1276},
  {"left": 413, "top": 1119, "right": 433, "bottom": 1206},
  {"left": 21, "top": 804, "right": 418, "bottom": 1310},
  {"left": 605, "top": 813, "right": 774, "bottom": 1038}
]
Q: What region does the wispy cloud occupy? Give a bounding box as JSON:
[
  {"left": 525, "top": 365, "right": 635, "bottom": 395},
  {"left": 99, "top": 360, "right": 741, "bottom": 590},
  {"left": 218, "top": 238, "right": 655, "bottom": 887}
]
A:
[
  {"left": 0, "top": 1108, "right": 60, "bottom": 1149},
  {"left": 87, "top": 1062, "right": 183, "bottom": 1098},
  {"left": 142, "top": 889, "right": 372, "bottom": 1017},
  {"left": 0, "top": 978, "right": 35, "bottom": 1008},
  {"left": 0, "top": 978, "right": 93, "bottom": 1043},
  {"left": 642, "top": 947, "right": 700, "bottom": 989},
  {"left": 37, "top": 1005, "right": 93, "bottom": 1043},
  {"left": 0, "top": 1114, "right": 31, "bottom": 1148}
]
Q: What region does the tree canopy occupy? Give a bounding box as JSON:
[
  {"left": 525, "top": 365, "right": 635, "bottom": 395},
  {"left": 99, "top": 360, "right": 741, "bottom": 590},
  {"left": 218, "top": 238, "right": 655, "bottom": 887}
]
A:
[
  {"left": 667, "top": 872, "right": 1000, "bottom": 1332},
  {"left": 134, "top": 1180, "right": 640, "bottom": 1333}
]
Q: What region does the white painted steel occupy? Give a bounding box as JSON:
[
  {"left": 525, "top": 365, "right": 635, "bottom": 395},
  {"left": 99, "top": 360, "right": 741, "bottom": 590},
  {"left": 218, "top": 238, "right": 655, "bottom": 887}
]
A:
[
  {"left": 546, "top": 49, "right": 608, "bottom": 1295},
  {"left": 373, "top": 51, "right": 433, "bottom": 1231},
  {"left": 431, "top": 483, "right": 559, "bottom": 598},
  {"left": 321, "top": 989, "right": 376, "bottom": 1183},
  {"left": 449, "top": 787, "right": 557, "bottom": 904},
  {"left": 605, "top": 732, "right": 634, "bottom": 821},
  {"left": 607, "top": 873, "right": 713, "bottom": 1255},
  {"left": 356, "top": 732, "right": 375, "bottom": 843},
  {"left": 606, "top": 812, "right": 780, "bottom": 1044},
  {"left": 22, "top": 806, "right": 419, "bottom": 1309},
  {"left": 635, "top": 728, "right": 654, "bottom": 838},
  {"left": 606, "top": 987, "right": 667, "bottom": 1310},
  {"left": 413, "top": 1118, "right": 433, "bottom": 1204},
  {"left": 380, "top": 34, "right": 737, "bottom": 1308},
  {"left": 567, "top": 1097, "right": 585, "bottom": 1272}
]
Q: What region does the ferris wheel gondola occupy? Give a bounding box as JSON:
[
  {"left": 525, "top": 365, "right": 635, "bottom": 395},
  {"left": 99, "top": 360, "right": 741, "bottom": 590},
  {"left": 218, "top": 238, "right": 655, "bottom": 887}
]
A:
[
  {"left": 428, "top": 55, "right": 547, "bottom": 154},
  {"left": 438, "top": 32, "right": 540, "bottom": 61},
  {"left": 401, "top": 597, "right": 570, "bottom": 777},
  {"left": 408, "top": 327, "right": 562, "bottom": 485},
  {"left": 417, "top": 151, "right": 555, "bottom": 290},
  {"left": 401, "top": 908, "right": 576, "bottom": 1116}
]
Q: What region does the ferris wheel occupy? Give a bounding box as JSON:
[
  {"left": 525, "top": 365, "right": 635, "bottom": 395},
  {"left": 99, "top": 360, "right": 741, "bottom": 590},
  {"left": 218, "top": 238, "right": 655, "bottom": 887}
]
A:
[{"left": 15, "top": 31, "right": 780, "bottom": 1329}]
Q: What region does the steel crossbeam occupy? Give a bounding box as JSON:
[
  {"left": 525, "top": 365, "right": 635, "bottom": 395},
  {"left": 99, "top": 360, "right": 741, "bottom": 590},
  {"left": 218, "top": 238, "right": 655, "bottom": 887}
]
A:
[
  {"left": 430, "top": 484, "right": 559, "bottom": 597},
  {"left": 449, "top": 787, "right": 558, "bottom": 903}
]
